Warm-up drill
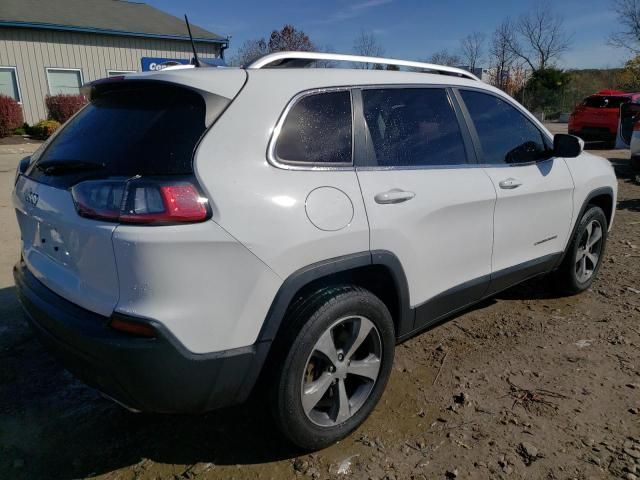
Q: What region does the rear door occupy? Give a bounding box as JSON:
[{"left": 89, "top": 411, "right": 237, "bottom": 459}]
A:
[
  {"left": 455, "top": 89, "right": 574, "bottom": 292},
  {"left": 354, "top": 87, "right": 496, "bottom": 330}
]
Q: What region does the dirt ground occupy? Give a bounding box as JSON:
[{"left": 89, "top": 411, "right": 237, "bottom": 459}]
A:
[{"left": 1, "top": 126, "right": 639, "bottom": 480}]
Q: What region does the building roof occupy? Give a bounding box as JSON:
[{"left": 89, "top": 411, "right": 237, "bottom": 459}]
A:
[{"left": 0, "top": 0, "right": 226, "bottom": 44}]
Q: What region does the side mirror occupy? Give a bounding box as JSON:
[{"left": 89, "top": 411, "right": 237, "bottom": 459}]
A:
[{"left": 554, "top": 134, "right": 583, "bottom": 158}]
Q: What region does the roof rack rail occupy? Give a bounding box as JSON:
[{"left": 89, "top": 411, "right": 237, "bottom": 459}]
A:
[{"left": 246, "top": 51, "right": 480, "bottom": 81}]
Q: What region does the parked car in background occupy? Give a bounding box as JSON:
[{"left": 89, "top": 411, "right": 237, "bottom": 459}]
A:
[
  {"left": 569, "top": 90, "right": 640, "bottom": 145},
  {"left": 13, "top": 52, "right": 617, "bottom": 450},
  {"left": 615, "top": 102, "right": 640, "bottom": 171}
]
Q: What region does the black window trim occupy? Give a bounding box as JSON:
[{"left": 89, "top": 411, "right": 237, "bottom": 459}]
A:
[
  {"left": 452, "top": 86, "right": 555, "bottom": 168},
  {"left": 268, "top": 87, "right": 356, "bottom": 171}
]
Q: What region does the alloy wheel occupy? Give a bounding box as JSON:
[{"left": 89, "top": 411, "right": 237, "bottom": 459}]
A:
[
  {"left": 301, "top": 315, "right": 382, "bottom": 427},
  {"left": 575, "top": 219, "right": 603, "bottom": 283}
]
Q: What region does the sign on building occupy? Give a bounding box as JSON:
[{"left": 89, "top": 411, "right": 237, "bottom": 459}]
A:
[{"left": 141, "top": 57, "right": 191, "bottom": 71}]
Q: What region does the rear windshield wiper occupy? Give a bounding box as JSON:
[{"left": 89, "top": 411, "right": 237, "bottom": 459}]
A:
[{"left": 36, "top": 160, "right": 106, "bottom": 175}]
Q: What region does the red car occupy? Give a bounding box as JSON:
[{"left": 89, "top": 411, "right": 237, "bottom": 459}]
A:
[{"left": 569, "top": 90, "right": 640, "bottom": 144}]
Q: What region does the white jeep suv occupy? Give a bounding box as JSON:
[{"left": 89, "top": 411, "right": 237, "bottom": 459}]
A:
[{"left": 13, "top": 52, "right": 617, "bottom": 450}]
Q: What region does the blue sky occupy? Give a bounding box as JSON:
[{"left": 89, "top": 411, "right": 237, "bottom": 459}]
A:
[{"left": 146, "top": 0, "right": 628, "bottom": 69}]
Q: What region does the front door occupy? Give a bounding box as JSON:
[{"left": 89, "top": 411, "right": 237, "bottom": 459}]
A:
[
  {"left": 456, "top": 89, "right": 574, "bottom": 292},
  {"left": 355, "top": 87, "right": 497, "bottom": 331}
]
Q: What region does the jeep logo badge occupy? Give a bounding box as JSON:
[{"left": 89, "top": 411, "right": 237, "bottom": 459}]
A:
[{"left": 24, "top": 190, "right": 39, "bottom": 207}]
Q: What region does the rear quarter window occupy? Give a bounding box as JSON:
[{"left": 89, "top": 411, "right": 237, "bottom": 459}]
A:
[{"left": 274, "top": 90, "right": 353, "bottom": 165}]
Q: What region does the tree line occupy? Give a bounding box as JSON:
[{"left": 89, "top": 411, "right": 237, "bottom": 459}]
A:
[{"left": 230, "top": 0, "right": 640, "bottom": 115}]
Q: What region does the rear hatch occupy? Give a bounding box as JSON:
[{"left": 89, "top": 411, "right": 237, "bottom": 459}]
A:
[
  {"left": 13, "top": 74, "right": 245, "bottom": 316},
  {"left": 576, "top": 95, "right": 631, "bottom": 129}
]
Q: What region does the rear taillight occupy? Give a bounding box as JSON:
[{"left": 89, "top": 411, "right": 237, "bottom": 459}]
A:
[
  {"left": 634, "top": 121, "right": 640, "bottom": 132},
  {"left": 71, "top": 177, "right": 209, "bottom": 225}
]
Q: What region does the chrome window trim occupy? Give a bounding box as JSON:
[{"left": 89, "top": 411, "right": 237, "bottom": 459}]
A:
[
  {"left": 267, "top": 83, "right": 554, "bottom": 172},
  {"left": 267, "top": 87, "right": 356, "bottom": 171},
  {"left": 356, "top": 157, "right": 553, "bottom": 171}
]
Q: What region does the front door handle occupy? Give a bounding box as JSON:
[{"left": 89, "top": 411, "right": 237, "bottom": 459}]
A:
[
  {"left": 498, "top": 178, "right": 522, "bottom": 189},
  {"left": 374, "top": 189, "right": 415, "bottom": 204}
]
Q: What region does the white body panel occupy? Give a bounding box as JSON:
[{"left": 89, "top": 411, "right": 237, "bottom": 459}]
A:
[
  {"left": 194, "top": 71, "right": 372, "bottom": 281},
  {"left": 356, "top": 168, "right": 495, "bottom": 306},
  {"left": 112, "top": 221, "right": 282, "bottom": 353},
  {"left": 483, "top": 158, "right": 574, "bottom": 272},
  {"left": 563, "top": 152, "right": 618, "bottom": 233},
  {"left": 13, "top": 176, "right": 119, "bottom": 316}
]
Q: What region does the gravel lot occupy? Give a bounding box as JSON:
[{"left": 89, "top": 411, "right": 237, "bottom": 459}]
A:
[{"left": 1, "top": 126, "right": 639, "bottom": 480}]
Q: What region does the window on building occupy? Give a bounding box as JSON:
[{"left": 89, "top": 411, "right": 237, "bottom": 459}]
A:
[
  {"left": 275, "top": 91, "right": 352, "bottom": 165},
  {"left": 107, "top": 70, "right": 136, "bottom": 77},
  {"left": 46, "top": 69, "right": 83, "bottom": 95},
  {"left": 0, "top": 67, "right": 21, "bottom": 102},
  {"left": 362, "top": 88, "right": 467, "bottom": 167},
  {"left": 459, "top": 90, "right": 551, "bottom": 165}
]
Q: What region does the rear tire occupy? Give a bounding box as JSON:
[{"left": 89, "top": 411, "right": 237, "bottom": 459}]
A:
[
  {"left": 631, "top": 155, "right": 640, "bottom": 172},
  {"left": 271, "top": 286, "right": 395, "bottom": 450},
  {"left": 553, "top": 206, "right": 607, "bottom": 295}
]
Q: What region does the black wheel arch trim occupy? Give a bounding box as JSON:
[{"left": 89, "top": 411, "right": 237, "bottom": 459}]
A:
[
  {"left": 257, "top": 250, "right": 413, "bottom": 343},
  {"left": 554, "top": 186, "right": 614, "bottom": 269}
]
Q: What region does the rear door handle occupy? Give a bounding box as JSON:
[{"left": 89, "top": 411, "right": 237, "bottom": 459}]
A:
[
  {"left": 374, "top": 189, "right": 415, "bottom": 204},
  {"left": 498, "top": 178, "right": 522, "bottom": 189}
]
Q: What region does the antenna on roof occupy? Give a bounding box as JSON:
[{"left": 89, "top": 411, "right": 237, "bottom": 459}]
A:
[{"left": 184, "top": 15, "right": 202, "bottom": 68}]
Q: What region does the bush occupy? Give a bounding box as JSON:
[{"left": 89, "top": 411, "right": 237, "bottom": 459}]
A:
[
  {"left": 45, "top": 94, "right": 87, "bottom": 123},
  {"left": 0, "top": 95, "right": 24, "bottom": 138},
  {"left": 31, "top": 119, "right": 61, "bottom": 140}
]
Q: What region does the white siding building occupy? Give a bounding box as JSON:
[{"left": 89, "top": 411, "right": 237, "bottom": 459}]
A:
[{"left": 0, "top": 0, "right": 228, "bottom": 123}]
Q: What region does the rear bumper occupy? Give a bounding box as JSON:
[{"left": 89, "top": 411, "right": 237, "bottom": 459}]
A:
[{"left": 13, "top": 261, "right": 270, "bottom": 413}]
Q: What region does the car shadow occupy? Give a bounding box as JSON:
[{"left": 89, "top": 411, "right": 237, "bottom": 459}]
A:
[
  {"left": 618, "top": 198, "right": 640, "bottom": 212},
  {"left": 0, "top": 285, "right": 302, "bottom": 480}
]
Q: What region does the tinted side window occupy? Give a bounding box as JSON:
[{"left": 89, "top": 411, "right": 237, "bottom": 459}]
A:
[
  {"left": 362, "top": 88, "right": 466, "bottom": 167},
  {"left": 276, "top": 91, "right": 352, "bottom": 164},
  {"left": 460, "top": 90, "right": 550, "bottom": 165}
]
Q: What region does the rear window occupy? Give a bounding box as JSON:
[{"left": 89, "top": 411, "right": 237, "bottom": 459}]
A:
[
  {"left": 27, "top": 82, "right": 207, "bottom": 187},
  {"left": 583, "top": 96, "right": 631, "bottom": 109}
]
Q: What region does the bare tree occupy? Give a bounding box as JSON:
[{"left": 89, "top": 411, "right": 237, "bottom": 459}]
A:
[
  {"left": 231, "top": 38, "right": 268, "bottom": 66},
  {"left": 507, "top": 1, "right": 571, "bottom": 71},
  {"left": 489, "top": 19, "right": 518, "bottom": 90},
  {"left": 268, "top": 24, "right": 315, "bottom": 52},
  {"left": 428, "top": 49, "right": 462, "bottom": 67},
  {"left": 610, "top": 0, "right": 640, "bottom": 53},
  {"left": 460, "top": 32, "right": 486, "bottom": 72},
  {"left": 230, "top": 25, "right": 315, "bottom": 67},
  {"left": 352, "top": 30, "right": 385, "bottom": 69}
]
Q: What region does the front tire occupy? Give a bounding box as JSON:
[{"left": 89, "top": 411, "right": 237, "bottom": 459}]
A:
[
  {"left": 271, "top": 286, "right": 395, "bottom": 450},
  {"left": 553, "top": 206, "right": 607, "bottom": 294}
]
